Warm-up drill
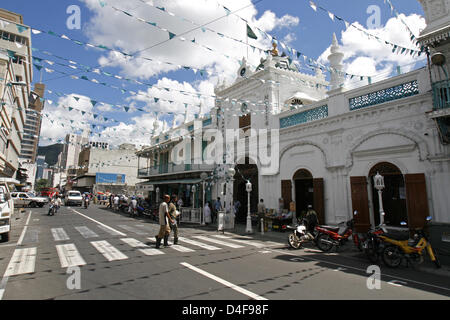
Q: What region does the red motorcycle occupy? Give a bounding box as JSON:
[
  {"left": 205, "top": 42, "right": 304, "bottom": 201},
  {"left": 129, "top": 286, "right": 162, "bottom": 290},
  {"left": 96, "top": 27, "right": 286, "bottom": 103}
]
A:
[{"left": 315, "top": 219, "right": 358, "bottom": 252}]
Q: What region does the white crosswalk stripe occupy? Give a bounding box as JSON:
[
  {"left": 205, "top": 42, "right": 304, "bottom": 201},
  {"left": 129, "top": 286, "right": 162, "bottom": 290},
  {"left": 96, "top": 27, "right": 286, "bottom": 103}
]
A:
[
  {"left": 146, "top": 238, "right": 195, "bottom": 252},
  {"left": 74, "top": 226, "right": 99, "bottom": 239},
  {"left": 120, "top": 238, "right": 164, "bottom": 256},
  {"left": 91, "top": 241, "right": 128, "bottom": 261},
  {"left": 118, "top": 225, "right": 147, "bottom": 235},
  {"left": 178, "top": 237, "right": 220, "bottom": 250},
  {"left": 56, "top": 244, "right": 86, "bottom": 268},
  {"left": 96, "top": 224, "right": 124, "bottom": 236},
  {"left": 212, "top": 235, "right": 267, "bottom": 248},
  {"left": 51, "top": 228, "right": 70, "bottom": 241},
  {"left": 4, "top": 247, "right": 37, "bottom": 277},
  {"left": 193, "top": 236, "right": 244, "bottom": 248}
]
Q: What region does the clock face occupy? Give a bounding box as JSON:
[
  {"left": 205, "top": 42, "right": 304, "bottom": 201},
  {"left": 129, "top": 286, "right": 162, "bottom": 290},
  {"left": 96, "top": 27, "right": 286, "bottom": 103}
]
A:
[
  {"left": 240, "top": 67, "right": 246, "bottom": 77},
  {"left": 241, "top": 103, "right": 248, "bottom": 113}
]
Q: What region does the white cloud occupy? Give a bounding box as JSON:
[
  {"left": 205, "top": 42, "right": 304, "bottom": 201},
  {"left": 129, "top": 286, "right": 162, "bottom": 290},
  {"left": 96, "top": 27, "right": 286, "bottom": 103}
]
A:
[
  {"left": 80, "top": 0, "right": 300, "bottom": 84},
  {"left": 317, "top": 14, "right": 426, "bottom": 87}
]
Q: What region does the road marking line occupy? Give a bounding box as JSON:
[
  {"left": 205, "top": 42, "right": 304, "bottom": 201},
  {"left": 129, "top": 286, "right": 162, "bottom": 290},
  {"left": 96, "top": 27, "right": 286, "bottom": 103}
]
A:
[
  {"left": 120, "top": 238, "right": 164, "bottom": 256},
  {"left": 4, "top": 247, "right": 37, "bottom": 277},
  {"left": 69, "top": 209, "right": 126, "bottom": 236},
  {"left": 213, "top": 235, "right": 267, "bottom": 248},
  {"left": 178, "top": 237, "right": 220, "bottom": 251},
  {"left": 56, "top": 244, "right": 86, "bottom": 268},
  {"left": 17, "top": 210, "right": 32, "bottom": 246},
  {"left": 96, "top": 225, "right": 124, "bottom": 236},
  {"left": 51, "top": 228, "right": 70, "bottom": 241},
  {"left": 91, "top": 240, "right": 128, "bottom": 261},
  {"left": 0, "top": 211, "right": 32, "bottom": 300},
  {"left": 223, "top": 233, "right": 280, "bottom": 246},
  {"left": 180, "top": 262, "right": 268, "bottom": 300},
  {"left": 117, "top": 225, "right": 147, "bottom": 235},
  {"left": 193, "top": 236, "right": 244, "bottom": 248},
  {"left": 74, "top": 226, "right": 99, "bottom": 239}
]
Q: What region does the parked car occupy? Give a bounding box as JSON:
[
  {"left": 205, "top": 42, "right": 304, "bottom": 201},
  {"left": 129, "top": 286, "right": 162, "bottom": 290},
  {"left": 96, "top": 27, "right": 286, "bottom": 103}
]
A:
[
  {"left": 11, "top": 192, "right": 49, "bottom": 208},
  {"left": 65, "top": 190, "right": 83, "bottom": 206},
  {"left": 0, "top": 178, "right": 14, "bottom": 242}
]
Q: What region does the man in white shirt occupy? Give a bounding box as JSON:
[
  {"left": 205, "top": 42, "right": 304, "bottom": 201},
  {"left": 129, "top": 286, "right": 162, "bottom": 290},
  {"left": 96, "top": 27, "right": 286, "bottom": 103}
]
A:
[
  {"left": 113, "top": 195, "right": 119, "bottom": 211},
  {"left": 155, "top": 195, "right": 174, "bottom": 248}
]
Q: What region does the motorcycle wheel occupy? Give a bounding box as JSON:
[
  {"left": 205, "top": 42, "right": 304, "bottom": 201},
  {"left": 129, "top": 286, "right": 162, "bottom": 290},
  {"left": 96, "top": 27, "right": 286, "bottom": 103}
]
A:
[
  {"left": 382, "top": 245, "right": 403, "bottom": 268},
  {"left": 288, "top": 233, "right": 302, "bottom": 249},
  {"left": 317, "top": 234, "right": 334, "bottom": 252}
]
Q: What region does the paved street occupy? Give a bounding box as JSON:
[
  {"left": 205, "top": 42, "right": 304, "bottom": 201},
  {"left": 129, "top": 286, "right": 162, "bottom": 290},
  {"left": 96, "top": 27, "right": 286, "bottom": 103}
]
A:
[{"left": 0, "top": 204, "right": 449, "bottom": 301}]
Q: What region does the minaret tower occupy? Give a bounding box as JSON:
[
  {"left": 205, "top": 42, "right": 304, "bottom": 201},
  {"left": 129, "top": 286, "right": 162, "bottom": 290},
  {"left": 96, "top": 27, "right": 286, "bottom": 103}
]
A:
[{"left": 327, "top": 33, "right": 345, "bottom": 91}]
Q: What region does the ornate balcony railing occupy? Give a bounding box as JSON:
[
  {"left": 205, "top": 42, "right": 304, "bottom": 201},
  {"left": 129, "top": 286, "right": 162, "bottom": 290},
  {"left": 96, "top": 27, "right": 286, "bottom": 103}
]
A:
[
  {"left": 279, "top": 105, "right": 328, "bottom": 129},
  {"left": 432, "top": 80, "right": 450, "bottom": 110},
  {"left": 349, "top": 80, "right": 419, "bottom": 111},
  {"left": 138, "top": 163, "right": 214, "bottom": 178}
]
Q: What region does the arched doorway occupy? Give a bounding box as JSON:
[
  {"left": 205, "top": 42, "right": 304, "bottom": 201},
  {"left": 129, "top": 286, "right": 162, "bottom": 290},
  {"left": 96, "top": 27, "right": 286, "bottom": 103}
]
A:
[
  {"left": 293, "top": 169, "right": 314, "bottom": 218},
  {"left": 369, "top": 162, "right": 407, "bottom": 227},
  {"left": 234, "top": 158, "right": 258, "bottom": 224}
]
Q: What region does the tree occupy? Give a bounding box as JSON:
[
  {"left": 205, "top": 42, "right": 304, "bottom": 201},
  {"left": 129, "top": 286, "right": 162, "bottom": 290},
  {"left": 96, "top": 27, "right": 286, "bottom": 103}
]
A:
[{"left": 35, "top": 179, "right": 49, "bottom": 192}]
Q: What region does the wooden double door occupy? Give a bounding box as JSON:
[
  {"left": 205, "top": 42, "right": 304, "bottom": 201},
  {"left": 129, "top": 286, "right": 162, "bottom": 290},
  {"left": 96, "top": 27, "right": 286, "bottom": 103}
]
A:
[
  {"left": 351, "top": 173, "right": 430, "bottom": 233},
  {"left": 281, "top": 177, "right": 325, "bottom": 224}
]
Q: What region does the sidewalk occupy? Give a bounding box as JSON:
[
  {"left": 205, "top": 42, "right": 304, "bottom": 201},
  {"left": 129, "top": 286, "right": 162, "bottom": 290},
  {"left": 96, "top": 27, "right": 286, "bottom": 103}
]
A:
[{"left": 196, "top": 221, "right": 450, "bottom": 278}]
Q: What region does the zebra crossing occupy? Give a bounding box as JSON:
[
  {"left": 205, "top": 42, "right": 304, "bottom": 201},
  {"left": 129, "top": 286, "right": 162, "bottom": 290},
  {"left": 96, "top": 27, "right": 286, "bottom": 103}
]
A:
[{"left": 3, "top": 224, "right": 280, "bottom": 277}]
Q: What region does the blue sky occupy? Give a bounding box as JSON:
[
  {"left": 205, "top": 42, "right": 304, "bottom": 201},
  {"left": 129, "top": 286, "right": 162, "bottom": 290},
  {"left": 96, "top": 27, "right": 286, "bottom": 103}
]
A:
[{"left": 0, "top": 0, "right": 426, "bottom": 147}]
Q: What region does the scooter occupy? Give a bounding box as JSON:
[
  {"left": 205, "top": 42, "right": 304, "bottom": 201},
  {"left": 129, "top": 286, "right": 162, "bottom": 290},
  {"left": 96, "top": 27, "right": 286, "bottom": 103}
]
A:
[
  {"left": 360, "top": 225, "right": 386, "bottom": 263},
  {"left": 287, "top": 218, "right": 318, "bottom": 249},
  {"left": 84, "top": 198, "right": 89, "bottom": 209},
  {"left": 48, "top": 204, "right": 57, "bottom": 216},
  {"left": 315, "top": 219, "right": 355, "bottom": 252},
  {"left": 380, "top": 216, "right": 441, "bottom": 268}
]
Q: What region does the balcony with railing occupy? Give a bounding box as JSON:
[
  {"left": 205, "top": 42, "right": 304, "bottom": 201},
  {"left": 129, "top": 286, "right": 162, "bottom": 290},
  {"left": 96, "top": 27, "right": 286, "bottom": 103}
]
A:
[{"left": 138, "top": 162, "right": 214, "bottom": 178}]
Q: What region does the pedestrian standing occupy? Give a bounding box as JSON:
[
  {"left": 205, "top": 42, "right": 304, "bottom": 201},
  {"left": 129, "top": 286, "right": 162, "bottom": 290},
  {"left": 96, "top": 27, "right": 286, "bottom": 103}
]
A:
[
  {"left": 213, "top": 197, "right": 222, "bottom": 223},
  {"left": 204, "top": 202, "right": 212, "bottom": 225},
  {"left": 113, "top": 194, "right": 119, "bottom": 211},
  {"left": 257, "top": 199, "right": 266, "bottom": 233},
  {"left": 155, "top": 194, "right": 173, "bottom": 248},
  {"left": 168, "top": 195, "right": 179, "bottom": 245}
]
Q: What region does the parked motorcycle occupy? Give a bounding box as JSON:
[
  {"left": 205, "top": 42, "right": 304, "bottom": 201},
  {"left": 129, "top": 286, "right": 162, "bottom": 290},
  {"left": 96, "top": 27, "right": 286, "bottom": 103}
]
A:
[
  {"left": 315, "top": 219, "right": 356, "bottom": 252},
  {"left": 287, "top": 218, "right": 318, "bottom": 249},
  {"left": 360, "top": 225, "right": 386, "bottom": 263},
  {"left": 380, "top": 217, "right": 441, "bottom": 268}
]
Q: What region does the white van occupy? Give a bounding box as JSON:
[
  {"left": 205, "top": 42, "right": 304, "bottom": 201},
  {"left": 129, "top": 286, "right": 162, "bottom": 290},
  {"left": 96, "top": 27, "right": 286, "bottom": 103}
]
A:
[
  {"left": 65, "top": 190, "right": 83, "bottom": 206},
  {"left": 0, "top": 178, "right": 15, "bottom": 242}
]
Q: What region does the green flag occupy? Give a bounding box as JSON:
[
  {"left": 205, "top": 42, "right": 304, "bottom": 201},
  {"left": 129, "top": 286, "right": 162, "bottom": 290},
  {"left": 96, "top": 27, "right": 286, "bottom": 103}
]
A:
[{"left": 247, "top": 24, "right": 257, "bottom": 40}]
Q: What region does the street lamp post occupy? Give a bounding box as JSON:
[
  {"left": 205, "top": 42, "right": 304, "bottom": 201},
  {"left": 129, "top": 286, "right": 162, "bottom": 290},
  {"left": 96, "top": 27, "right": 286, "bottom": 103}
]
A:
[
  {"left": 373, "top": 172, "right": 385, "bottom": 225},
  {"left": 227, "top": 167, "right": 235, "bottom": 214},
  {"left": 245, "top": 180, "right": 253, "bottom": 233},
  {"left": 191, "top": 185, "right": 196, "bottom": 209},
  {"left": 156, "top": 187, "right": 160, "bottom": 205},
  {"left": 200, "top": 172, "right": 208, "bottom": 225}
]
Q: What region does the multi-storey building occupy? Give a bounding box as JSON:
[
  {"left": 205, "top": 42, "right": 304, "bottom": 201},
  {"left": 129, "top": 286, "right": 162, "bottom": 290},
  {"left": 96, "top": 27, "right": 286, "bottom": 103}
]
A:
[{"left": 0, "top": 9, "right": 32, "bottom": 180}]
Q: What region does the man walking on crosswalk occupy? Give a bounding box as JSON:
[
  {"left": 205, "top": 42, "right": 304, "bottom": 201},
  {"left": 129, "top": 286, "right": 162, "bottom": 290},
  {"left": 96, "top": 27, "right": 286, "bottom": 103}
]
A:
[{"left": 155, "top": 194, "right": 174, "bottom": 249}]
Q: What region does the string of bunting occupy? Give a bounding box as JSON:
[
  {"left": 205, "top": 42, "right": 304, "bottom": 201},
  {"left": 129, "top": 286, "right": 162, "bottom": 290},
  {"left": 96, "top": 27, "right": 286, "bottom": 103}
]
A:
[
  {"left": 382, "top": 0, "right": 420, "bottom": 46},
  {"left": 307, "top": 0, "right": 427, "bottom": 56}
]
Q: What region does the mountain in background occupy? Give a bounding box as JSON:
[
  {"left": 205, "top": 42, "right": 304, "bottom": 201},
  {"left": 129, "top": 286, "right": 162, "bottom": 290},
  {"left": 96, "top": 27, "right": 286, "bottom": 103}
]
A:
[{"left": 37, "top": 144, "right": 64, "bottom": 166}]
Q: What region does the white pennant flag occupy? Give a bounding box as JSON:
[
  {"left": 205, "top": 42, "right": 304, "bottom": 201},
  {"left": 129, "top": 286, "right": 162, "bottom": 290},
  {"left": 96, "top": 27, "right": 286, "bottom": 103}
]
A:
[
  {"left": 309, "top": 1, "right": 317, "bottom": 11},
  {"left": 328, "top": 12, "right": 335, "bottom": 21},
  {"left": 31, "top": 28, "right": 41, "bottom": 35}
]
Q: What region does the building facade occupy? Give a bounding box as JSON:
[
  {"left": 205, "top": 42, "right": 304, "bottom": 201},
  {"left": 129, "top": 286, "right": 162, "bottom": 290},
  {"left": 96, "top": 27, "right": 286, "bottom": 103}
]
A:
[
  {"left": 0, "top": 9, "right": 32, "bottom": 181},
  {"left": 137, "top": 2, "right": 449, "bottom": 233},
  {"left": 74, "top": 143, "right": 139, "bottom": 194}
]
